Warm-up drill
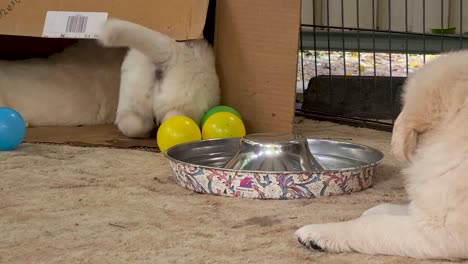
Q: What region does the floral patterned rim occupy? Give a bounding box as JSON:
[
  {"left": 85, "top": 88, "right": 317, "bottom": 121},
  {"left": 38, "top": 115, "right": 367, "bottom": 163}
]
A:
[
  {"left": 165, "top": 154, "right": 381, "bottom": 200},
  {"left": 164, "top": 137, "right": 384, "bottom": 199}
]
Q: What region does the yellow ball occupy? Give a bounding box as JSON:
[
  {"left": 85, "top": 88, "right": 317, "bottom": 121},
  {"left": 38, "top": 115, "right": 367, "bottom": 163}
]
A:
[
  {"left": 157, "top": 116, "right": 201, "bottom": 152},
  {"left": 202, "top": 112, "right": 246, "bottom": 140}
]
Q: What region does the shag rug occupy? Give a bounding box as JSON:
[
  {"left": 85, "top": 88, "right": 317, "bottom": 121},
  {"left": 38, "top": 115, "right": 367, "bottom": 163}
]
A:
[{"left": 0, "top": 119, "right": 462, "bottom": 264}]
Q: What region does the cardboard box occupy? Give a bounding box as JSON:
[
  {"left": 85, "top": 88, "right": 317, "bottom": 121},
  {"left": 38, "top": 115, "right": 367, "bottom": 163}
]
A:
[
  {"left": 0, "top": 0, "right": 208, "bottom": 40},
  {"left": 1, "top": 0, "right": 301, "bottom": 149},
  {"left": 214, "top": 0, "right": 301, "bottom": 134}
]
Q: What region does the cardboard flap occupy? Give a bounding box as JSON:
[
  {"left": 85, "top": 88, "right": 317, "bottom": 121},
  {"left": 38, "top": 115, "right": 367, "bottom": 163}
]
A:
[
  {"left": 214, "top": 0, "right": 301, "bottom": 133},
  {"left": 24, "top": 125, "right": 158, "bottom": 150},
  {"left": 0, "top": 0, "right": 209, "bottom": 40}
]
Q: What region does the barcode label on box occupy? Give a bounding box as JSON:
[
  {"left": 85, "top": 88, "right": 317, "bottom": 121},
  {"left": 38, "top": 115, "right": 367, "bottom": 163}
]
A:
[
  {"left": 42, "top": 11, "right": 108, "bottom": 39},
  {"left": 65, "top": 15, "right": 88, "bottom": 33}
]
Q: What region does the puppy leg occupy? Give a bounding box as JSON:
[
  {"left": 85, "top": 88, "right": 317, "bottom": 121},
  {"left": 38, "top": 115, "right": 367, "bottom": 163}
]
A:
[
  {"left": 296, "top": 214, "right": 463, "bottom": 259},
  {"left": 361, "top": 203, "right": 409, "bottom": 216},
  {"left": 115, "top": 50, "right": 156, "bottom": 138}
]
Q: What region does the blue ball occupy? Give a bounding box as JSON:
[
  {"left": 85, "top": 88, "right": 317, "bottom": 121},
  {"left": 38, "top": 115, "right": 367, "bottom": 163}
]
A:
[{"left": 0, "top": 107, "right": 26, "bottom": 151}]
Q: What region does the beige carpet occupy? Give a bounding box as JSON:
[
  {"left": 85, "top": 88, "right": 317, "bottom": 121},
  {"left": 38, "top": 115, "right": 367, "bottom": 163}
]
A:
[{"left": 0, "top": 119, "right": 462, "bottom": 264}]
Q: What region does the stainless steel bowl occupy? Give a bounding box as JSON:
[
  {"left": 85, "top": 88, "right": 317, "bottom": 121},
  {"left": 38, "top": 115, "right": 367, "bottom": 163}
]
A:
[
  {"left": 164, "top": 137, "right": 384, "bottom": 199},
  {"left": 223, "top": 133, "right": 324, "bottom": 172}
]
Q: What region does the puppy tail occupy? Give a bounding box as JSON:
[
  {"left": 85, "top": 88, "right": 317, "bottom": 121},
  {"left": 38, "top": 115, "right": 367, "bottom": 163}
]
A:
[{"left": 97, "top": 18, "right": 176, "bottom": 64}]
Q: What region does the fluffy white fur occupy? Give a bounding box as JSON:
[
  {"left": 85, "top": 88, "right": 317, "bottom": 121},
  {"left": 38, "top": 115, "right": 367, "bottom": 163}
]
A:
[
  {"left": 0, "top": 41, "right": 124, "bottom": 126},
  {"left": 0, "top": 19, "right": 220, "bottom": 139},
  {"left": 98, "top": 19, "right": 220, "bottom": 138},
  {"left": 296, "top": 50, "right": 468, "bottom": 260}
]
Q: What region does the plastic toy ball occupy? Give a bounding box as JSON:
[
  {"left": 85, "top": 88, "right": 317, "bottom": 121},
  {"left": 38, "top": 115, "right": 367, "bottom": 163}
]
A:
[
  {"left": 202, "top": 112, "right": 246, "bottom": 140},
  {"left": 201, "top": 105, "right": 242, "bottom": 127},
  {"left": 157, "top": 116, "right": 202, "bottom": 153},
  {"left": 0, "top": 107, "right": 26, "bottom": 151}
]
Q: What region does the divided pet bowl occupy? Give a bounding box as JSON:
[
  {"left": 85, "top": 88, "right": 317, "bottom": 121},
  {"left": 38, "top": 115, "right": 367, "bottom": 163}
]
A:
[{"left": 165, "top": 133, "right": 384, "bottom": 199}]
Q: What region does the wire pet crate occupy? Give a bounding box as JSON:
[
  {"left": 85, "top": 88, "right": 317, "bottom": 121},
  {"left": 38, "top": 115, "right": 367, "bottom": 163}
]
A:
[{"left": 297, "top": 0, "right": 468, "bottom": 131}]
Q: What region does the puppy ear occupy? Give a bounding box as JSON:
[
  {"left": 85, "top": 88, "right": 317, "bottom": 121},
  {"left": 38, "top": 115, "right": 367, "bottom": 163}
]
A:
[{"left": 391, "top": 116, "right": 418, "bottom": 162}]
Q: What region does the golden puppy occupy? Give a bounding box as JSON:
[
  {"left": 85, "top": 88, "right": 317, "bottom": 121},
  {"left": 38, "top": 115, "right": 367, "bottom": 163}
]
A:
[{"left": 296, "top": 50, "right": 468, "bottom": 260}]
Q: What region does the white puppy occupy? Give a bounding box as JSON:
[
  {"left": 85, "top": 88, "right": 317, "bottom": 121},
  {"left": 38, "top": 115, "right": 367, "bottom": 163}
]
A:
[
  {"left": 0, "top": 40, "right": 124, "bottom": 126},
  {"left": 296, "top": 50, "right": 468, "bottom": 260},
  {"left": 98, "top": 19, "right": 220, "bottom": 138},
  {"left": 0, "top": 19, "right": 220, "bottom": 139}
]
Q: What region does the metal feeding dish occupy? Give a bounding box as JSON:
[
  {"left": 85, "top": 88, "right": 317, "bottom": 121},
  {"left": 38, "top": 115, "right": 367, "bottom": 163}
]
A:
[
  {"left": 164, "top": 133, "right": 384, "bottom": 199},
  {"left": 224, "top": 133, "right": 324, "bottom": 172}
]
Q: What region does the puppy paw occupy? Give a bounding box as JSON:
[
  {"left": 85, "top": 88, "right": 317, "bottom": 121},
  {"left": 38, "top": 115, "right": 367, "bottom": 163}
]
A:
[
  {"left": 297, "top": 236, "right": 324, "bottom": 251},
  {"left": 116, "top": 111, "right": 154, "bottom": 138},
  {"left": 295, "top": 224, "right": 351, "bottom": 253}
]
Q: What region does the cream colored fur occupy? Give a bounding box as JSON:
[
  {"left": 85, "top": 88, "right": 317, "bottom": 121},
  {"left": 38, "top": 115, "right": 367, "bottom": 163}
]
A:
[
  {"left": 0, "top": 19, "right": 220, "bottom": 139},
  {"left": 0, "top": 41, "right": 124, "bottom": 126},
  {"left": 296, "top": 50, "right": 468, "bottom": 260},
  {"left": 98, "top": 19, "right": 220, "bottom": 138}
]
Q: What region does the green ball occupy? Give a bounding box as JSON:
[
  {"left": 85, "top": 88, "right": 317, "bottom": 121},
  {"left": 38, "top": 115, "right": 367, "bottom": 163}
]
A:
[{"left": 201, "top": 105, "right": 242, "bottom": 127}]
